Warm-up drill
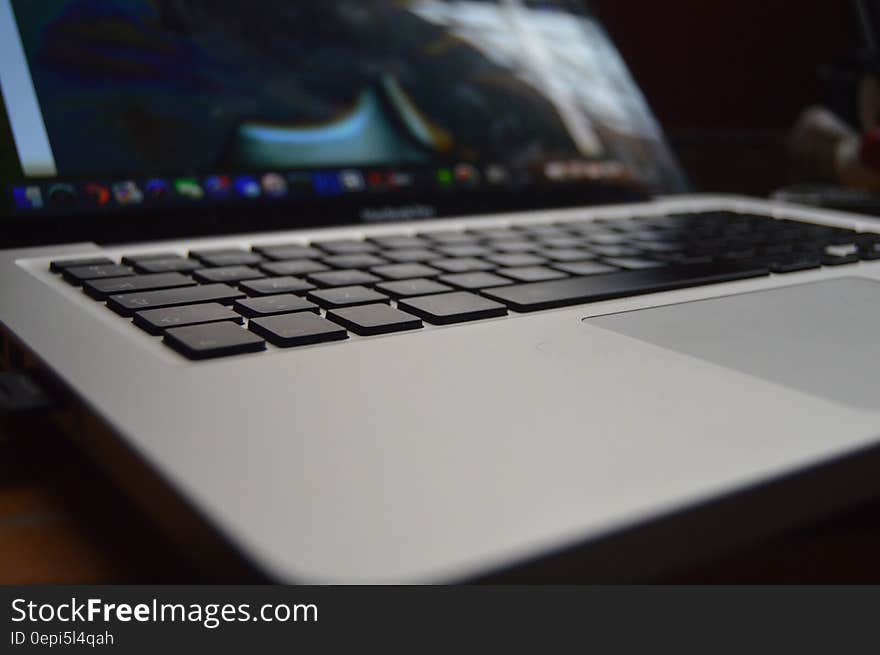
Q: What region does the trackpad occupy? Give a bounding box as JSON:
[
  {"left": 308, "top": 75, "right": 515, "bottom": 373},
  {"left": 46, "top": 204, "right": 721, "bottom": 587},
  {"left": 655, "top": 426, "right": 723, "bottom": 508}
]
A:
[{"left": 586, "top": 277, "right": 880, "bottom": 410}]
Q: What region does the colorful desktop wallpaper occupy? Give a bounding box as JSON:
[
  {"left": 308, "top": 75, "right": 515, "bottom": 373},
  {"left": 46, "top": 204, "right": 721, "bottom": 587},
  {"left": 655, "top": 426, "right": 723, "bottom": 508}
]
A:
[{"left": 9, "top": 0, "right": 684, "bottom": 192}]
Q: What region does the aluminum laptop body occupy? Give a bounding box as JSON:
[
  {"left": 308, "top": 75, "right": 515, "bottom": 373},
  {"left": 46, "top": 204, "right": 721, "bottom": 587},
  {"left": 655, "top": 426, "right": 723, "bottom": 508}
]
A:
[{"left": 2, "top": 2, "right": 880, "bottom": 582}]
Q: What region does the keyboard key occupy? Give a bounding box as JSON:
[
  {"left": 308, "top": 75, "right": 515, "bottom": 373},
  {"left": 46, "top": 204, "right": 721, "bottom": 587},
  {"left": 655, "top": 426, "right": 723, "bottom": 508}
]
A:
[
  {"left": 63, "top": 264, "right": 134, "bottom": 285},
  {"left": 311, "top": 239, "right": 378, "bottom": 254},
  {"left": 83, "top": 272, "right": 196, "bottom": 300},
  {"left": 538, "top": 248, "right": 595, "bottom": 262},
  {"left": 322, "top": 253, "right": 388, "bottom": 269},
  {"left": 367, "top": 235, "right": 428, "bottom": 249},
  {"left": 430, "top": 257, "right": 495, "bottom": 273},
  {"left": 603, "top": 257, "right": 665, "bottom": 270},
  {"left": 133, "top": 303, "right": 242, "bottom": 335},
  {"left": 767, "top": 253, "right": 821, "bottom": 273},
  {"left": 164, "top": 321, "right": 265, "bottom": 360},
  {"left": 398, "top": 291, "right": 507, "bottom": 325},
  {"left": 307, "top": 285, "right": 389, "bottom": 309},
  {"left": 382, "top": 248, "right": 439, "bottom": 263},
  {"left": 482, "top": 262, "right": 769, "bottom": 312},
  {"left": 133, "top": 257, "right": 202, "bottom": 274},
  {"left": 327, "top": 304, "right": 423, "bottom": 336},
  {"left": 50, "top": 257, "right": 113, "bottom": 273},
  {"left": 419, "top": 231, "right": 479, "bottom": 245},
  {"left": 121, "top": 252, "right": 181, "bottom": 265},
  {"left": 190, "top": 249, "right": 264, "bottom": 267},
  {"left": 438, "top": 272, "right": 513, "bottom": 290},
  {"left": 822, "top": 243, "right": 860, "bottom": 265},
  {"left": 307, "top": 269, "right": 381, "bottom": 287},
  {"left": 260, "top": 259, "right": 329, "bottom": 276},
  {"left": 233, "top": 294, "right": 318, "bottom": 318},
  {"left": 193, "top": 266, "right": 264, "bottom": 284},
  {"left": 252, "top": 244, "right": 322, "bottom": 260},
  {"left": 108, "top": 283, "right": 244, "bottom": 316},
  {"left": 486, "top": 253, "right": 548, "bottom": 267},
  {"left": 538, "top": 237, "right": 584, "bottom": 249},
  {"left": 468, "top": 227, "right": 521, "bottom": 241},
  {"left": 240, "top": 276, "right": 315, "bottom": 296},
  {"left": 861, "top": 239, "right": 880, "bottom": 260},
  {"left": 374, "top": 278, "right": 454, "bottom": 298},
  {"left": 496, "top": 266, "right": 568, "bottom": 282},
  {"left": 590, "top": 245, "right": 641, "bottom": 258},
  {"left": 436, "top": 244, "right": 492, "bottom": 258},
  {"left": 552, "top": 261, "right": 619, "bottom": 276},
  {"left": 491, "top": 240, "right": 540, "bottom": 253},
  {"left": 249, "top": 313, "right": 348, "bottom": 347},
  {"left": 370, "top": 263, "right": 441, "bottom": 280}
]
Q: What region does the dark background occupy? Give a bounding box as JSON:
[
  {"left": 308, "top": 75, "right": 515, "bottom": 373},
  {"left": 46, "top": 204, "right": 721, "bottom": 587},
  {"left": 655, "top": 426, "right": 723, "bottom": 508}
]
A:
[{"left": 596, "top": 1, "right": 855, "bottom": 195}]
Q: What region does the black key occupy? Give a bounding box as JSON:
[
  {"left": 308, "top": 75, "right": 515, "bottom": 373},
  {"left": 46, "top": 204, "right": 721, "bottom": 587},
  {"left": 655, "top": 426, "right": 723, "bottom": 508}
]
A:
[
  {"left": 398, "top": 291, "right": 507, "bottom": 325},
  {"left": 307, "top": 285, "right": 389, "bottom": 309},
  {"left": 491, "top": 240, "right": 540, "bottom": 253},
  {"left": 311, "top": 239, "right": 378, "bottom": 255},
  {"left": 482, "top": 262, "right": 769, "bottom": 312},
  {"left": 518, "top": 225, "right": 572, "bottom": 237},
  {"left": 240, "top": 276, "right": 315, "bottom": 296},
  {"left": 583, "top": 232, "right": 627, "bottom": 245},
  {"left": 193, "top": 266, "right": 264, "bottom": 284},
  {"left": 249, "top": 313, "right": 348, "bottom": 348},
  {"left": 121, "top": 252, "right": 180, "bottom": 265},
  {"left": 497, "top": 266, "right": 568, "bottom": 282},
  {"left": 164, "top": 321, "right": 265, "bottom": 360},
  {"left": 322, "top": 253, "right": 388, "bottom": 269},
  {"left": 382, "top": 248, "right": 439, "bottom": 263},
  {"left": 538, "top": 248, "right": 595, "bottom": 262},
  {"left": 63, "top": 264, "right": 134, "bottom": 285},
  {"left": 590, "top": 245, "right": 641, "bottom": 258},
  {"left": 134, "top": 257, "right": 202, "bottom": 274},
  {"left": 436, "top": 244, "right": 492, "bottom": 258},
  {"left": 83, "top": 272, "right": 196, "bottom": 300},
  {"left": 468, "top": 227, "right": 521, "bottom": 241},
  {"left": 861, "top": 239, "right": 880, "bottom": 260},
  {"left": 551, "top": 261, "right": 619, "bottom": 276},
  {"left": 190, "top": 248, "right": 264, "bottom": 267},
  {"left": 767, "top": 253, "right": 821, "bottom": 273},
  {"left": 50, "top": 256, "right": 113, "bottom": 273},
  {"left": 261, "top": 259, "right": 329, "bottom": 277},
  {"left": 108, "top": 283, "right": 244, "bottom": 316},
  {"left": 367, "top": 235, "right": 428, "bottom": 249},
  {"left": 133, "top": 303, "right": 242, "bottom": 335},
  {"left": 307, "top": 269, "right": 381, "bottom": 288},
  {"left": 430, "top": 257, "right": 495, "bottom": 273},
  {"left": 327, "top": 304, "right": 423, "bottom": 336},
  {"left": 486, "top": 253, "right": 548, "bottom": 267},
  {"left": 438, "top": 272, "right": 514, "bottom": 290},
  {"left": 418, "top": 231, "right": 479, "bottom": 245},
  {"left": 370, "top": 263, "right": 441, "bottom": 280},
  {"left": 374, "top": 278, "right": 454, "bottom": 298},
  {"left": 538, "top": 237, "right": 584, "bottom": 249},
  {"left": 233, "top": 294, "right": 318, "bottom": 318},
  {"left": 603, "top": 257, "right": 665, "bottom": 270},
  {"left": 252, "top": 244, "right": 322, "bottom": 260},
  {"left": 822, "top": 243, "right": 860, "bottom": 266}
]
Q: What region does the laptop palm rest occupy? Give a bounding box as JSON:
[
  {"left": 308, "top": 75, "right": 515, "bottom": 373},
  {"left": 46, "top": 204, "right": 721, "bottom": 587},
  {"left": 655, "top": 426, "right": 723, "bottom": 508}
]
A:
[{"left": 586, "top": 277, "right": 880, "bottom": 410}]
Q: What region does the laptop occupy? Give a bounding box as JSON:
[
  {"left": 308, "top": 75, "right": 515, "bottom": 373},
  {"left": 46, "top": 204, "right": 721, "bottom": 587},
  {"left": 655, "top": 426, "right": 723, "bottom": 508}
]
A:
[{"left": 2, "top": 1, "right": 880, "bottom": 583}]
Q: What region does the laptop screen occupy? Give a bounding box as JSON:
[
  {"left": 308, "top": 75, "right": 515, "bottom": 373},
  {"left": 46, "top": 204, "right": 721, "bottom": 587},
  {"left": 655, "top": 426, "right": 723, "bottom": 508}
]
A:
[{"left": 0, "top": 0, "right": 685, "bottom": 235}]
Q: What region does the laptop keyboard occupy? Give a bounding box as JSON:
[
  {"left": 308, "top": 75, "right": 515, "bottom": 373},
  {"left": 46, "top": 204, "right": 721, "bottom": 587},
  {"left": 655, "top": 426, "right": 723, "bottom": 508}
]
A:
[{"left": 49, "top": 211, "right": 880, "bottom": 360}]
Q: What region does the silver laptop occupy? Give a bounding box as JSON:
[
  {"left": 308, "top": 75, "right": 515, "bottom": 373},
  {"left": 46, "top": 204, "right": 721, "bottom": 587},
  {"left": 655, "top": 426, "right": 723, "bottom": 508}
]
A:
[{"left": 2, "top": 1, "right": 880, "bottom": 583}]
